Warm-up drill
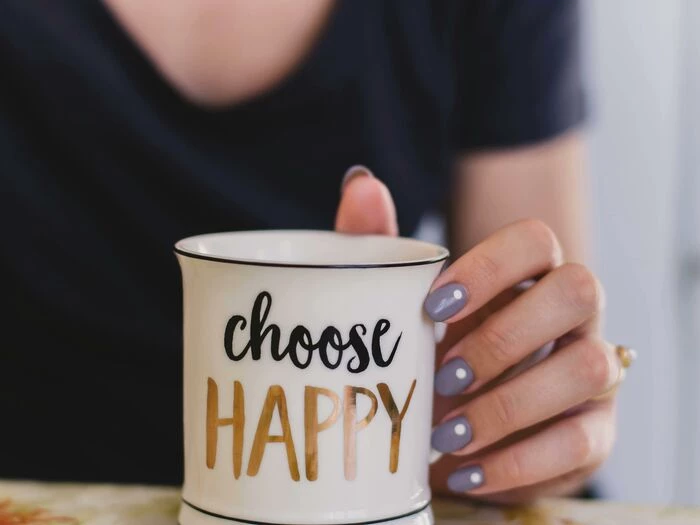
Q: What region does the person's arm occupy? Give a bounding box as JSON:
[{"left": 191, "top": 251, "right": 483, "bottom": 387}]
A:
[
  {"left": 450, "top": 132, "right": 588, "bottom": 263},
  {"left": 424, "top": 0, "right": 610, "bottom": 504},
  {"left": 431, "top": 131, "right": 597, "bottom": 502}
]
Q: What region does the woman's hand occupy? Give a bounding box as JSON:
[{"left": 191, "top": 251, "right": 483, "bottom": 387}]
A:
[
  {"left": 335, "top": 166, "right": 618, "bottom": 504},
  {"left": 425, "top": 219, "right": 617, "bottom": 503}
]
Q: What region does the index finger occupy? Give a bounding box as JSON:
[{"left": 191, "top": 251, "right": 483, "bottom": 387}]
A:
[{"left": 424, "top": 219, "right": 563, "bottom": 323}]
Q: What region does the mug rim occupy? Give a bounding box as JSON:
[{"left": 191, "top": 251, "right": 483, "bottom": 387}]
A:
[{"left": 174, "top": 230, "right": 449, "bottom": 269}]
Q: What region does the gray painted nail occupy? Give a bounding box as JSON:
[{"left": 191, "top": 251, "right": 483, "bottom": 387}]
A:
[
  {"left": 424, "top": 283, "right": 468, "bottom": 322},
  {"left": 435, "top": 358, "right": 474, "bottom": 396},
  {"left": 431, "top": 416, "right": 472, "bottom": 453},
  {"left": 447, "top": 465, "right": 485, "bottom": 493},
  {"left": 341, "top": 165, "right": 374, "bottom": 193}
]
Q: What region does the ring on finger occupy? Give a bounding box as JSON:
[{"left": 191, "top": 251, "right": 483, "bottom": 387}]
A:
[{"left": 592, "top": 344, "right": 637, "bottom": 401}]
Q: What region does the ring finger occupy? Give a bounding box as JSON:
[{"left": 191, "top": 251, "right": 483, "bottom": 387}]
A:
[
  {"left": 431, "top": 338, "right": 619, "bottom": 455},
  {"left": 435, "top": 262, "right": 603, "bottom": 396}
]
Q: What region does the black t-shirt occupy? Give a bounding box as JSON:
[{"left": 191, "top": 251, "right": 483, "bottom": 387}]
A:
[{"left": 0, "top": 0, "right": 584, "bottom": 484}]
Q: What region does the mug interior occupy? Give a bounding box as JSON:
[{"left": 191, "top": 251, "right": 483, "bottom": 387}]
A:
[{"left": 174, "top": 230, "right": 449, "bottom": 268}]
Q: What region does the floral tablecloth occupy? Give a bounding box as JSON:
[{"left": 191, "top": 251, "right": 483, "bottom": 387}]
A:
[{"left": 1, "top": 480, "right": 699, "bottom": 525}]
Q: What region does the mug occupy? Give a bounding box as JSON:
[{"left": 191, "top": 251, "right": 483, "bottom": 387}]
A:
[{"left": 175, "top": 230, "right": 448, "bottom": 525}]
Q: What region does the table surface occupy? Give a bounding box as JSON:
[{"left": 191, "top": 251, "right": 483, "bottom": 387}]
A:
[{"left": 1, "top": 480, "right": 699, "bottom": 525}]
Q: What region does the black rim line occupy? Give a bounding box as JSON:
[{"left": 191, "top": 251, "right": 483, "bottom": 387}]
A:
[
  {"left": 173, "top": 247, "right": 449, "bottom": 269},
  {"left": 180, "top": 499, "right": 432, "bottom": 525}
]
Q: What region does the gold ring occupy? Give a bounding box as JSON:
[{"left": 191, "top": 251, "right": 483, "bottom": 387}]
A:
[
  {"left": 616, "top": 344, "right": 637, "bottom": 369},
  {"left": 592, "top": 344, "right": 636, "bottom": 401}
]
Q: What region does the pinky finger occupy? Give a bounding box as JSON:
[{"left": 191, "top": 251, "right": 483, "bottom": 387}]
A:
[
  {"left": 447, "top": 403, "right": 615, "bottom": 495},
  {"left": 470, "top": 465, "right": 599, "bottom": 505}
]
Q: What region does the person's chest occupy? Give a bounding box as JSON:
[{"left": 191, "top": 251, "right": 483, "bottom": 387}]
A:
[
  {"left": 3, "top": 0, "right": 457, "bottom": 233},
  {"left": 102, "top": 0, "right": 336, "bottom": 108}
]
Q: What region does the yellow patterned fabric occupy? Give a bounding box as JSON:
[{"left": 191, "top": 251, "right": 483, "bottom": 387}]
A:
[{"left": 0, "top": 481, "right": 698, "bottom": 525}]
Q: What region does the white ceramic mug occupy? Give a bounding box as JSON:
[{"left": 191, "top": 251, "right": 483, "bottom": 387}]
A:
[{"left": 175, "top": 231, "right": 448, "bottom": 525}]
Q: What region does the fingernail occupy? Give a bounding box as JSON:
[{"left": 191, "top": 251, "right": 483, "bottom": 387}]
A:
[
  {"left": 447, "top": 465, "right": 485, "bottom": 493},
  {"left": 435, "top": 358, "right": 474, "bottom": 396},
  {"left": 424, "top": 283, "right": 468, "bottom": 321},
  {"left": 514, "top": 279, "right": 537, "bottom": 293},
  {"left": 431, "top": 416, "right": 472, "bottom": 453},
  {"left": 341, "top": 165, "right": 374, "bottom": 193}
]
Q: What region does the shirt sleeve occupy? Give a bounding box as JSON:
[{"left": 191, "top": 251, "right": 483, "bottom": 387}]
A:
[{"left": 451, "top": 0, "right": 586, "bottom": 151}]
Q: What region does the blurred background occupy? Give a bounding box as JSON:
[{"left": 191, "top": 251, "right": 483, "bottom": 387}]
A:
[{"left": 583, "top": 0, "right": 700, "bottom": 505}]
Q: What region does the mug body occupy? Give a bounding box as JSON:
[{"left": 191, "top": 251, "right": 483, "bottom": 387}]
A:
[{"left": 176, "top": 231, "right": 447, "bottom": 525}]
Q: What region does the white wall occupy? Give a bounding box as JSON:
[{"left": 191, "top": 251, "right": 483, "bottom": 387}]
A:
[
  {"left": 584, "top": 0, "right": 700, "bottom": 504},
  {"left": 673, "top": 0, "right": 700, "bottom": 504}
]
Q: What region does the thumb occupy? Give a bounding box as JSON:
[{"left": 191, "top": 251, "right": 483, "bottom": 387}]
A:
[{"left": 334, "top": 166, "right": 399, "bottom": 236}]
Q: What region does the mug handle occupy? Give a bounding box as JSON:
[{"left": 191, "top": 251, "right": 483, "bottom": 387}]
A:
[
  {"left": 429, "top": 449, "right": 443, "bottom": 464},
  {"left": 429, "top": 322, "right": 448, "bottom": 465}
]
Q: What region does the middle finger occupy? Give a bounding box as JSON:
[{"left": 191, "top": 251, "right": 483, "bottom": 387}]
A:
[
  {"left": 435, "top": 262, "right": 603, "bottom": 396},
  {"left": 430, "top": 337, "right": 619, "bottom": 455}
]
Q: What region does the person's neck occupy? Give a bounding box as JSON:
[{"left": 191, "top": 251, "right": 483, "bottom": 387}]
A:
[{"left": 103, "top": 0, "right": 335, "bottom": 107}]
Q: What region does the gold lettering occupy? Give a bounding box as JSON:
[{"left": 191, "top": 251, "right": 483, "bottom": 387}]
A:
[
  {"left": 343, "top": 386, "right": 378, "bottom": 481},
  {"left": 304, "top": 386, "right": 340, "bottom": 481},
  {"left": 247, "top": 385, "right": 300, "bottom": 481},
  {"left": 206, "top": 378, "right": 245, "bottom": 478},
  {"left": 377, "top": 380, "right": 416, "bottom": 473}
]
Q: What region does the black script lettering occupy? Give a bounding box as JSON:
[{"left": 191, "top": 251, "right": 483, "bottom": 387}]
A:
[
  {"left": 224, "top": 315, "right": 248, "bottom": 361},
  {"left": 249, "top": 291, "right": 280, "bottom": 360},
  {"left": 347, "top": 324, "right": 371, "bottom": 374},
  {"left": 223, "top": 292, "right": 403, "bottom": 373},
  {"left": 318, "top": 327, "right": 351, "bottom": 369},
  {"left": 280, "top": 326, "right": 316, "bottom": 369},
  {"left": 372, "top": 319, "right": 401, "bottom": 367}
]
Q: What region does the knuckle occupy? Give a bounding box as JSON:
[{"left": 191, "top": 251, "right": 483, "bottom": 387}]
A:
[
  {"left": 522, "top": 219, "right": 562, "bottom": 265},
  {"left": 565, "top": 419, "right": 595, "bottom": 466},
  {"left": 559, "top": 263, "right": 601, "bottom": 313},
  {"left": 479, "top": 321, "right": 517, "bottom": 364},
  {"left": 499, "top": 446, "right": 526, "bottom": 482},
  {"left": 490, "top": 389, "right": 518, "bottom": 430},
  {"left": 578, "top": 339, "right": 612, "bottom": 391}
]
